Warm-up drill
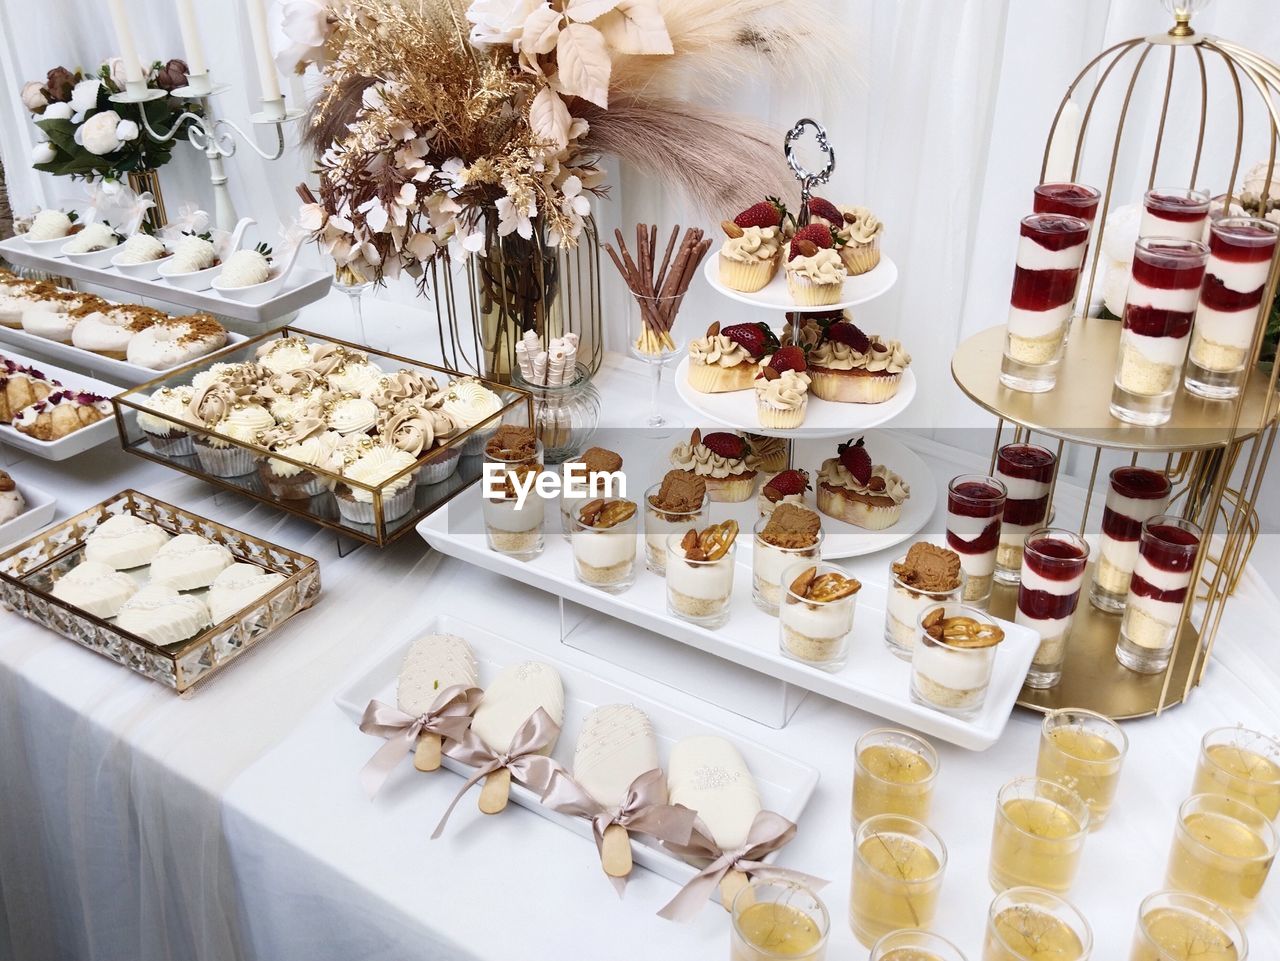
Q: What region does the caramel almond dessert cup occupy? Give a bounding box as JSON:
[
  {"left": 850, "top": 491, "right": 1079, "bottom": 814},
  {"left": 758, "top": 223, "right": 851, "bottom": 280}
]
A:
[
  {"left": 559, "top": 445, "right": 623, "bottom": 539},
  {"left": 806, "top": 318, "right": 911, "bottom": 405},
  {"left": 717, "top": 219, "right": 783, "bottom": 293},
  {"left": 779, "top": 562, "right": 860, "bottom": 671},
  {"left": 571, "top": 498, "right": 638, "bottom": 593},
  {"left": 816, "top": 436, "right": 910, "bottom": 530},
  {"left": 910, "top": 603, "right": 1004, "bottom": 718},
  {"left": 685, "top": 321, "right": 775, "bottom": 393},
  {"left": 643, "top": 471, "right": 708, "bottom": 575},
  {"left": 481, "top": 429, "right": 545, "bottom": 559},
  {"left": 752, "top": 504, "right": 823, "bottom": 615},
  {"left": 665, "top": 521, "right": 739, "bottom": 628},
  {"left": 669, "top": 428, "right": 758, "bottom": 503},
  {"left": 883, "top": 543, "right": 965, "bottom": 660}
]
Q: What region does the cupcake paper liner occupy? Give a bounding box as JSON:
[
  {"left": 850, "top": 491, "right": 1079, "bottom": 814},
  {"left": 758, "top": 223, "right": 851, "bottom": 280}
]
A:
[
  {"left": 786, "top": 271, "right": 844, "bottom": 306},
  {"left": 840, "top": 237, "right": 881, "bottom": 275},
  {"left": 417, "top": 446, "right": 461, "bottom": 485},
  {"left": 756, "top": 399, "right": 807, "bottom": 429},
  {"left": 336, "top": 479, "right": 418, "bottom": 525},
  {"left": 718, "top": 253, "right": 777, "bottom": 293},
  {"left": 809, "top": 369, "right": 902, "bottom": 404},
  {"left": 194, "top": 439, "right": 259, "bottom": 477},
  {"left": 145, "top": 430, "right": 195, "bottom": 458}
]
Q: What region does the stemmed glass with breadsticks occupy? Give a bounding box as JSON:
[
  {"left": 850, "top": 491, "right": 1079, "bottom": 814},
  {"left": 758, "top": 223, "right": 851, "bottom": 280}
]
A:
[{"left": 606, "top": 225, "right": 711, "bottom": 432}]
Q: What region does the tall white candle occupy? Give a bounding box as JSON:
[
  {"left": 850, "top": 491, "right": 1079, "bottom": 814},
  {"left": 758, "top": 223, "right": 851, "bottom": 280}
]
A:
[
  {"left": 245, "top": 0, "right": 282, "bottom": 102},
  {"left": 1044, "top": 100, "right": 1083, "bottom": 183},
  {"left": 176, "top": 0, "right": 208, "bottom": 76},
  {"left": 107, "top": 0, "right": 145, "bottom": 85}
]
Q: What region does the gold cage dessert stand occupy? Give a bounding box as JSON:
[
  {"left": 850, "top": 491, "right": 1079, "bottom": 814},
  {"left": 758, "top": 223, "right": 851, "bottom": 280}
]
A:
[{"left": 951, "top": 6, "right": 1280, "bottom": 718}]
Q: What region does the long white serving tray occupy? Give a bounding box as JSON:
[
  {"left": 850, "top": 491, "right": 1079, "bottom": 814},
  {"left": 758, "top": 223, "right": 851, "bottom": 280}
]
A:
[
  {"left": 0, "top": 324, "right": 249, "bottom": 386},
  {"left": 417, "top": 499, "right": 1039, "bottom": 750},
  {"left": 334, "top": 614, "right": 820, "bottom": 893},
  {"left": 702, "top": 253, "right": 898, "bottom": 312},
  {"left": 0, "top": 347, "right": 127, "bottom": 460},
  {"left": 0, "top": 478, "right": 56, "bottom": 547},
  {"left": 0, "top": 237, "right": 331, "bottom": 325},
  {"left": 675, "top": 357, "right": 916, "bottom": 439}
]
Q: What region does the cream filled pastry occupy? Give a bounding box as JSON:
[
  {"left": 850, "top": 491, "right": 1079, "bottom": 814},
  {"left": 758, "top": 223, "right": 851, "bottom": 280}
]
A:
[
  {"left": 13, "top": 390, "right": 112, "bottom": 441},
  {"left": 668, "top": 735, "right": 761, "bottom": 851},
  {"left": 127, "top": 314, "right": 228, "bottom": 369},
  {"left": 83, "top": 514, "right": 172, "bottom": 569},
  {"left": 115, "top": 584, "right": 211, "bottom": 645},
  {"left": 71, "top": 305, "right": 167, "bottom": 359},
  {"left": 148, "top": 533, "right": 234, "bottom": 590},
  {"left": 50, "top": 560, "right": 139, "bottom": 619},
  {"left": 207, "top": 563, "right": 286, "bottom": 623}
]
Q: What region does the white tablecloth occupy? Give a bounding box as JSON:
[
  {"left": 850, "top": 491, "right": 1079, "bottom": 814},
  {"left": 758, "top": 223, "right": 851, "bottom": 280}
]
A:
[{"left": 1, "top": 318, "right": 1277, "bottom": 961}]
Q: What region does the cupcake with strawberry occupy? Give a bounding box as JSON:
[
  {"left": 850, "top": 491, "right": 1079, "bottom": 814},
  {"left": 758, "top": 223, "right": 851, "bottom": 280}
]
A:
[
  {"left": 809, "top": 197, "right": 884, "bottom": 275},
  {"left": 669, "top": 428, "right": 758, "bottom": 502},
  {"left": 754, "top": 345, "right": 811, "bottom": 429},
  {"left": 718, "top": 199, "right": 787, "bottom": 292},
  {"left": 817, "top": 436, "right": 910, "bottom": 530},
  {"left": 758, "top": 468, "right": 811, "bottom": 517},
  {"left": 806, "top": 314, "right": 911, "bottom": 404},
  {"left": 686, "top": 321, "right": 777, "bottom": 393},
  {"left": 785, "top": 223, "right": 848, "bottom": 306}
]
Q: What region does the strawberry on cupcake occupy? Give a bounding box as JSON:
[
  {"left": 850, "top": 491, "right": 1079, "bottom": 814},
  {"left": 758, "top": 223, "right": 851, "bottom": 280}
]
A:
[
  {"left": 758, "top": 468, "right": 811, "bottom": 517},
  {"left": 784, "top": 223, "right": 848, "bottom": 307},
  {"left": 808, "top": 196, "right": 884, "bottom": 275},
  {"left": 754, "top": 345, "right": 811, "bottom": 429},
  {"left": 686, "top": 321, "right": 777, "bottom": 393},
  {"left": 669, "top": 428, "right": 758, "bottom": 502},
  {"left": 817, "top": 436, "right": 910, "bottom": 530},
  {"left": 806, "top": 315, "right": 911, "bottom": 404},
  {"left": 718, "top": 199, "right": 787, "bottom": 292}
]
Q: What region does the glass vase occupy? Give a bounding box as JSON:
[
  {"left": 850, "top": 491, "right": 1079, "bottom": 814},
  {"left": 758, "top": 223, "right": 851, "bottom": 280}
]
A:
[{"left": 511, "top": 362, "right": 600, "bottom": 465}]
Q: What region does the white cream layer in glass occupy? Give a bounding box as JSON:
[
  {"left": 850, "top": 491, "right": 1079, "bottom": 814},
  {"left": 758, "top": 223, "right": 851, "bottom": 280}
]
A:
[
  {"left": 481, "top": 496, "right": 545, "bottom": 533},
  {"left": 666, "top": 554, "right": 734, "bottom": 600},
  {"left": 1124, "top": 560, "right": 1192, "bottom": 648},
  {"left": 643, "top": 507, "right": 698, "bottom": 570},
  {"left": 782, "top": 596, "right": 854, "bottom": 640},
  {"left": 1139, "top": 209, "right": 1206, "bottom": 242},
  {"left": 1191, "top": 255, "right": 1274, "bottom": 366},
  {"left": 754, "top": 540, "right": 819, "bottom": 589},
  {"left": 947, "top": 510, "right": 999, "bottom": 580},
  {"left": 912, "top": 641, "right": 995, "bottom": 699},
  {"left": 1005, "top": 236, "right": 1086, "bottom": 341},
  {"left": 1097, "top": 491, "right": 1169, "bottom": 586},
  {"left": 571, "top": 528, "right": 636, "bottom": 569}
]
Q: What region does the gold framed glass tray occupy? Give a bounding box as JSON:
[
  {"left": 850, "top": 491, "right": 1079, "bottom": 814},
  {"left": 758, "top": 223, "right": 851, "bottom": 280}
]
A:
[
  {"left": 0, "top": 490, "right": 320, "bottom": 692},
  {"left": 110, "top": 327, "right": 532, "bottom": 547}
]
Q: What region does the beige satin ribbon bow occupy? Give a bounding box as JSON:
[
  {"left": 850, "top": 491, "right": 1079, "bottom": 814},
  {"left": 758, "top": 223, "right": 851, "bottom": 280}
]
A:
[
  {"left": 657, "top": 810, "right": 828, "bottom": 922},
  {"left": 357, "top": 684, "right": 480, "bottom": 798},
  {"left": 540, "top": 767, "right": 700, "bottom": 895},
  {"left": 430, "top": 708, "right": 562, "bottom": 840}
]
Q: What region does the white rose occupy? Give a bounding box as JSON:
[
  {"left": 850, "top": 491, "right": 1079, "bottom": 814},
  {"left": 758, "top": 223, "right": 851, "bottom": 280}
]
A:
[
  {"left": 79, "top": 110, "right": 124, "bottom": 155},
  {"left": 42, "top": 101, "right": 72, "bottom": 120},
  {"left": 21, "top": 81, "right": 47, "bottom": 113},
  {"left": 466, "top": 0, "right": 542, "bottom": 45},
  {"left": 1243, "top": 161, "right": 1280, "bottom": 201},
  {"left": 115, "top": 119, "right": 140, "bottom": 142},
  {"left": 30, "top": 142, "right": 56, "bottom": 165},
  {"left": 275, "top": 0, "right": 332, "bottom": 72},
  {"left": 106, "top": 57, "right": 128, "bottom": 89},
  {"left": 1102, "top": 260, "right": 1132, "bottom": 318},
  {"left": 69, "top": 78, "right": 102, "bottom": 121}
]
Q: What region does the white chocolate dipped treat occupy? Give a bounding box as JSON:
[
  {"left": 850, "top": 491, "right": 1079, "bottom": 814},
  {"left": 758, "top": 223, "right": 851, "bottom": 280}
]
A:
[
  {"left": 83, "top": 514, "right": 172, "bottom": 570},
  {"left": 148, "top": 533, "right": 235, "bottom": 590},
  {"left": 50, "top": 560, "right": 139, "bottom": 619},
  {"left": 397, "top": 633, "right": 479, "bottom": 716},
  {"left": 573, "top": 704, "right": 660, "bottom": 808},
  {"left": 114, "top": 583, "right": 212, "bottom": 645},
  {"left": 471, "top": 660, "right": 565, "bottom": 752},
  {"left": 668, "top": 735, "right": 761, "bottom": 850},
  {"left": 207, "top": 563, "right": 285, "bottom": 623}
]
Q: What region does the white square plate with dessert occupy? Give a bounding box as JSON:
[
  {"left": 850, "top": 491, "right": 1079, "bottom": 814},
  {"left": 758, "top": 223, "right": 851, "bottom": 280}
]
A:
[
  {"left": 334, "top": 614, "right": 820, "bottom": 892},
  {"left": 702, "top": 253, "right": 899, "bottom": 311},
  {"left": 0, "top": 347, "right": 128, "bottom": 461},
  {"left": 0, "top": 477, "right": 56, "bottom": 547}
]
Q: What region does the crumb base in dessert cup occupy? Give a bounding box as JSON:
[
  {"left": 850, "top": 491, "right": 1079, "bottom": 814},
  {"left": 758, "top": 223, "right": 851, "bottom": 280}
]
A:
[
  {"left": 910, "top": 672, "right": 986, "bottom": 718},
  {"left": 786, "top": 271, "right": 844, "bottom": 307},
  {"left": 193, "top": 437, "right": 260, "bottom": 477},
  {"left": 999, "top": 345, "right": 1063, "bottom": 394},
  {"left": 1109, "top": 379, "right": 1176, "bottom": 427},
  {"left": 485, "top": 525, "right": 544, "bottom": 559},
  {"left": 336, "top": 479, "right": 417, "bottom": 525},
  {"left": 718, "top": 253, "right": 777, "bottom": 293},
  {"left": 144, "top": 430, "right": 195, "bottom": 458},
  {"left": 1185, "top": 334, "right": 1249, "bottom": 399},
  {"left": 259, "top": 463, "right": 331, "bottom": 500},
  {"left": 780, "top": 625, "right": 847, "bottom": 671},
  {"left": 817, "top": 485, "right": 902, "bottom": 530},
  {"left": 1088, "top": 557, "right": 1131, "bottom": 613},
  {"left": 1023, "top": 630, "right": 1070, "bottom": 689},
  {"left": 417, "top": 446, "right": 461, "bottom": 485},
  {"left": 962, "top": 572, "right": 994, "bottom": 608},
  {"left": 808, "top": 368, "right": 902, "bottom": 404},
  {"left": 839, "top": 238, "right": 881, "bottom": 275},
  {"left": 752, "top": 573, "right": 784, "bottom": 616},
  {"left": 883, "top": 611, "right": 917, "bottom": 659},
  {"left": 756, "top": 398, "right": 807, "bottom": 429},
  {"left": 703, "top": 473, "right": 756, "bottom": 503},
  {"left": 994, "top": 541, "right": 1025, "bottom": 585},
  {"left": 573, "top": 557, "right": 636, "bottom": 594},
  {"left": 666, "top": 585, "right": 730, "bottom": 628},
  {"left": 685, "top": 359, "right": 758, "bottom": 394}
]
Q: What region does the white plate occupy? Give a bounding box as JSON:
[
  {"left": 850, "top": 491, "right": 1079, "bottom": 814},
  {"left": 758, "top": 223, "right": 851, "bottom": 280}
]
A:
[
  {"left": 417, "top": 501, "right": 1039, "bottom": 751},
  {"left": 333, "top": 614, "right": 820, "bottom": 893},
  {"left": 0, "top": 347, "right": 125, "bottom": 461},
  {"left": 0, "top": 479, "right": 56, "bottom": 547},
  {"left": 675, "top": 356, "right": 915, "bottom": 439},
  {"left": 702, "top": 254, "right": 898, "bottom": 312},
  {"left": 0, "top": 325, "right": 248, "bottom": 386}
]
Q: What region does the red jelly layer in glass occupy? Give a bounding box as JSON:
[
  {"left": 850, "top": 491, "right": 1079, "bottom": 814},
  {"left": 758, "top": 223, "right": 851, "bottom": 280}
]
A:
[
  {"left": 948, "top": 521, "right": 1001, "bottom": 555},
  {"left": 1200, "top": 274, "right": 1265, "bottom": 312},
  {"left": 1129, "top": 573, "right": 1189, "bottom": 604},
  {"left": 1003, "top": 496, "right": 1050, "bottom": 527},
  {"left": 1131, "top": 250, "right": 1209, "bottom": 290},
  {"left": 1024, "top": 537, "right": 1088, "bottom": 579},
  {"left": 1209, "top": 224, "right": 1278, "bottom": 262},
  {"left": 1122, "top": 305, "right": 1195, "bottom": 339},
  {"left": 1102, "top": 508, "right": 1144, "bottom": 542},
  {"left": 1018, "top": 586, "right": 1083, "bottom": 621},
  {"left": 1139, "top": 523, "right": 1200, "bottom": 572},
  {"left": 1145, "top": 193, "right": 1210, "bottom": 222},
  {"left": 1020, "top": 215, "right": 1090, "bottom": 251},
  {"left": 948, "top": 481, "right": 1005, "bottom": 518},
  {"left": 1034, "top": 183, "right": 1101, "bottom": 221},
  {"left": 997, "top": 445, "right": 1056, "bottom": 482},
  {"left": 1010, "top": 267, "right": 1082, "bottom": 311},
  {"left": 1111, "top": 467, "right": 1172, "bottom": 500}
]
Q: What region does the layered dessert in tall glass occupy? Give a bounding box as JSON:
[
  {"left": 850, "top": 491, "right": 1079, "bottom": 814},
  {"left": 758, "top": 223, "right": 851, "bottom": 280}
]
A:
[
  {"left": 1089, "top": 467, "right": 1171, "bottom": 613},
  {"left": 1117, "top": 515, "right": 1201, "bottom": 674},
  {"left": 947, "top": 474, "right": 1007, "bottom": 605},
  {"left": 1186, "top": 217, "right": 1280, "bottom": 399},
  {"left": 1111, "top": 238, "right": 1209, "bottom": 426},
  {"left": 994, "top": 444, "right": 1056, "bottom": 585},
  {"left": 1016, "top": 528, "right": 1089, "bottom": 690},
  {"left": 1033, "top": 183, "right": 1101, "bottom": 222},
  {"left": 1140, "top": 187, "right": 1210, "bottom": 242},
  {"left": 1001, "top": 214, "right": 1091, "bottom": 392}
]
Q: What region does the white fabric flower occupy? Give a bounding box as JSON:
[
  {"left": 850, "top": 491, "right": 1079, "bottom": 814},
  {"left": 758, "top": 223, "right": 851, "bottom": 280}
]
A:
[
  {"left": 79, "top": 110, "right": 124, "bottom": 155},
  {"left": 69, "top": 79, "right": 102, "bottom": 122},
  {"left": 30, "top": 142, "right": 56, "bottom": 165},
  {"left": 298, "top": 203, "right": 327, "bottom": 232},
  {"left": 106, "top": 57, "right": 129, "bottom": 89},
  {"left": 21, "top": 81, "right": 47, "bottom": 113},
  {"left": 1101, "top": 260, "right": 1131, "bottom": 318},
  {"left": 115, "top": 119, "right": 140, "bottom": 142},
  {"left": 1100, "top": 202, "right": 1142, "bottom": 264},
  {"left": 466, "top": 0, "right": 543, "bottom": 46},
  {"left": 275, "top": 0, "right": 332, "bottom": 72},
  {"left": 495, "top": 194, "right": 535, "bottom": 240},
  {"left": 42, "top": 101, "right": 72, "bottom": 121}
]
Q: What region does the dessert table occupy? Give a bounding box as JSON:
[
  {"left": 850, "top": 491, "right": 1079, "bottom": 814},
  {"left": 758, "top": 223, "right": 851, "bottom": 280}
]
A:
[{"left": 1, "top": 299, "right": 1277, "bottom": 961}]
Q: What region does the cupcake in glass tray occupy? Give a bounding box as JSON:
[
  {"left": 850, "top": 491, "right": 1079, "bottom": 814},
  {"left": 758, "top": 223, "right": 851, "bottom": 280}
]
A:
[
  {"left": 136, "top": 385, "right": 199, "bottom": 457},
  {"left": 325, "top": 392, "right": 379, "bottom": 437},
  {"left": 188, "top": 382, "right": 274, "bottom": 477},
  {"left": 686, "top": 321, "right": 775, "bottom": 393},
  {"left": 717, "top": 199, "right": 787, "bottom": 292},
  {"left": 754, "top": 346, "right": 811, "bottom": 428},
  {"left": 326, "top": 353, "right": 387, "bottom": 398},
  {"left": 257, "top": 418, "right": 346, "bottom": 500},
  {"left": 334, "top": 440, "right": 419, "bottom": 524},
  {"left": 669, "top": 428, "right": 758, "bottom": 502},
  {"left": 367, "top": 368, "right": 440, "bottom": 411},
  {"left": 256, "top": 335, "right": 324, "bottom": 375},
  {"left": 816, "top": 436, "right": 910, "bottom": 530},
  {"left": 377, "top": 401, "right": 462, "bottom": 485},
  {"left": 758, "top": 468, "right": 810, "bottom": 517},
  {"left": 785, "top": 224, "right": 848, "bottom": 306},
  {"left": 440, "top": 375, "right": 504, "bottom": 455},
  {"left": 808, "top": 196, "right": 884, "bottom": 275}
]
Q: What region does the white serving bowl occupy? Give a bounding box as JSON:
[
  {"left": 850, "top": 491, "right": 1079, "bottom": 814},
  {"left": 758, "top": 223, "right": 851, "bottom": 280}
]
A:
[
  {"left": 111, "top": 249, "right": 174, "bottom": 280},
  {"left": 22, "top": 232, "right": 73, "bottom": 257},
  {"left": 158, "top": 259, "right": 222, "bottom": 291},
  {"left": 211, "top": 268, "right": 286, "bottom": 303},
  {"left": 61, "top": 244, "right": 121, "bottom": 269}
]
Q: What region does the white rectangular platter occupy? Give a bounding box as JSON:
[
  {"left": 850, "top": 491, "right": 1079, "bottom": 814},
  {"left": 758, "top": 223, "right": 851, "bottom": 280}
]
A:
[
  {"left": 0, "top": 324, "right": 249, "bottom": 385},
  {"left": 0, "top": 347, "right": 126, "bottom": 460},
  {"left": 334, "top": 614, "right": 820, "bottom": 893},
  {"left": 0, "top": 237, "right": 331, "bottom": 325},
  {"left": 0, "top": 479, "right": 55, "bottom": 547},
  {"left": 418, "top": 497, "right": 1039, "bottom": 751}
]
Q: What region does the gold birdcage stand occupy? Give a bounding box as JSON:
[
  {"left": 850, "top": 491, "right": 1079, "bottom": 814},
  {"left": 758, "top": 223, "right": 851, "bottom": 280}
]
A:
[{"left": 951, "top": 5, "right": 1280, "bottom": 718}]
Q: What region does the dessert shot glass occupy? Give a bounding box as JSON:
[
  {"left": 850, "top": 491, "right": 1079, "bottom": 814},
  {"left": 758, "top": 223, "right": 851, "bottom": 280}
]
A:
[
  {"left": 1192, "top": 725, "right": 1280, "bottom": 821},
  {"left": 1129, "top": 890, "right": 1247, "bottom": 961},
  {"left": 1186, "top": 216, "right": 1280, "bottom": 399},
  {"left": 910, "top": 603, "right": 1002, "bottom": 719},
  {"left": 984, "top": 887, "right": 1093, "bottom": 961},
  {"left": 480, "top": 440, "right": 546, "bottom": 560},
  {"left": 665, "top": 531, "right": 736, "bottom": 629},
  {"left": 1036, "top": 708, "right": 1129, "bottom": 829},
  {"left": 642, "top": 481, "right": 708, "bottom": 575},
  {"left": 1089, "top": 467, "right": 1172, "bottom": 613},
  {"left": 852, "top": 728, "right": 939, "bottom": 827},
  {"left": 850, "top": 814, "right": 947, "bottom": 948},
  {"left": 1016, "top": 528, "right": 1089, "bottom": 690},
  {"left": 778, "top": 560, "right": 857, "bottom": 672},
  {"left": 1140, "top": 187, "right": 1211, "bottom": 242},
  {"left": 558, "top": 463, "right": 620, "bottom": 540},
  {"left": 570, "top": 498, "right": 638, "bottom": 594},
  {"left": 730, "top": 878, "right": 829, "bottom": 961},
  {"left": 1116, "top": 515, "right": 1201, "bottom": 675},
  {"left": 883, "top": 551, "right": 966, "bottom": 660},
  {"left": 1111, "top": 237, "right": 1210, "bottom": 426},
  {"left": 871, "top": 930, "right": 968, "bottom": 961},
  {"left": 993, "top": 444, "right": 1057, "bottom": 585},
  {"left": 1001, "top": 213, "right": 1092, "bottom": 393},
  {"left": 989, "top": 776, "right": 1090, "bottom": 894},
  {"left": 1164, "top": 793, "right": 1277, "bottom": 919},
  {"left": 1033, "top": 182, "right": 1102, "bottom": 222},
  {"left": 947, "top": 474, "right": 1007, "bottom": 607},
  {"left": 753, "top": 516, "right": 824, "bottom": 616}
]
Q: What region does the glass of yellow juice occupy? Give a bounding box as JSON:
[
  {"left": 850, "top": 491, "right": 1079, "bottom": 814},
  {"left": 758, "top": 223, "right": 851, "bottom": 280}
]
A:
[
  {"left": 731, "top": 878, "right": 829, "bottom": 961},
  {"left": 871, "top": 929, "right": 969, "bottom": 961},
  {"left": 1129, "top": 890, "right": 1246, "bottom": 961},
  {"left": 1036, "top": 708, "right": 1128, "bottom": 829},
  {"left": 984, "top": 886, "right": 1092, "bottom": 961},
  {"left": 989, "top": 776, "right": 1089, "bottom": 893},
  {"left": 850, "top": 814, "right": 946, "bottom": 948},
  {"left": 853, "top": 728, "right": 940, "bottom": 827},
  {"left": 1164, "top": 793, "right": 1276, "bottom": 919},
  {"left": 1192, "top": 726, "right": 1280, "bottom": 821}
]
